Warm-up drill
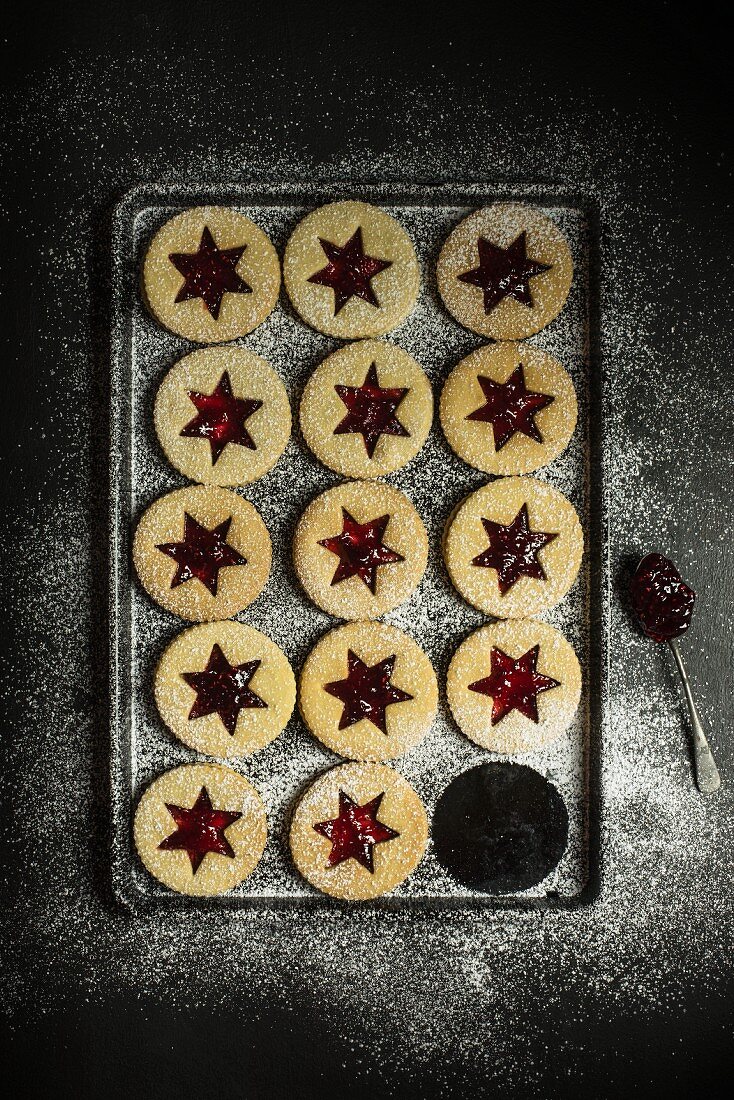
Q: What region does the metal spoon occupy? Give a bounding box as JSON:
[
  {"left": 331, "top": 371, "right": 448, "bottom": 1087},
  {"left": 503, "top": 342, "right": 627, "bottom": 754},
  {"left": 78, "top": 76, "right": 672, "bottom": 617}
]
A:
[
  {"left": 630, "top": 552, "right": 721, "bottom": 795},
  {"left": 668, "top": 639, "right": 721, "bottom": 794}
]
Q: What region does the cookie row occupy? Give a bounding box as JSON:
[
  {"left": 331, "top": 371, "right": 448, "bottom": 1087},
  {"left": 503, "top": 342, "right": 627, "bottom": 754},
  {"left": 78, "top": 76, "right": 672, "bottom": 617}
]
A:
[
  {"left": 143, "top": 201, "right": 572, "bottom": 343},
  {"left": 135, "top": 759, "right": 569, "bottom": 902},
  {"left": 153, "top": 617, "right": 581, "bottom": 761},
  {"left": 153, "top": 339, "right": 577, "bottom": 485},
  {"left": 132, "top": 477, "right": 583, "bottom": 622}
]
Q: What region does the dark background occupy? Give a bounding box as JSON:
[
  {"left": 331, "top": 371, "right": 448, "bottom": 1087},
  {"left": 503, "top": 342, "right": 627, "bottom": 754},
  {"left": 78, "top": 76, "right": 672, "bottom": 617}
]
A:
[{"left": 2, "top": 2, "right": 733, "bottom": 1097}]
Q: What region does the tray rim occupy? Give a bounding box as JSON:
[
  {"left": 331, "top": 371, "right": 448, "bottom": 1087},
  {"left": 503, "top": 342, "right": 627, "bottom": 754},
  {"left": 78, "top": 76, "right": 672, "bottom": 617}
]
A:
[{"left": 109, "top": 180, "right": 607, "bottom": 915}]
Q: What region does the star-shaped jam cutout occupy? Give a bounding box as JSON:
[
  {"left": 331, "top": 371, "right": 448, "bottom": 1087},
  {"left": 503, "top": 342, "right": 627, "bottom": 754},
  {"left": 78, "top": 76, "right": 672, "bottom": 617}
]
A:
[
  {"left": 156, "top": 513, "right": 246, "bottom": 597},
  {"left": 179, "top": 371, "right": 262, "bottom": 463},
  {"left": 458, "top": 231, "right": 551, "bottom": 315},
  {"left": 182, "top": 643, "right": 267, "bottom": 736},
  {"left": 468, "top": 645, "right": 560, "bottom": 724},
  {"left": 333, "top": 362, "right": 410, "bottom": 458},
  {"left": 313, "top": 790, "right": 400, "bottom": 873},
  {"left": 472, "top": 503, "right": 557, "bottom": 594},
  {"left": 169, "top": 226, "right": 251, "bottom": 320},
  {"left": 318, "top": 508, "right": 404, "bottom": 594},
  {"left": 466, "top": 364, "right": 554, "bottom": 450},
  {"left": 307, "top": 227, "right": 392, "bottom": 315},
  {"left": 157, "top": 786, "right": 242, "bottom": 874},
  {"left": 324, "top": 650, "right": 413, "bottom": 734}
]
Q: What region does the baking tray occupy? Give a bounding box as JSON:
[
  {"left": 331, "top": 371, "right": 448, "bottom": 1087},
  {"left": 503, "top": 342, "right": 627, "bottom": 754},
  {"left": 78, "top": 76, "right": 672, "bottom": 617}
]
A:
[{"left": 110, "top": 182, "right": 605, "bottom": 911}]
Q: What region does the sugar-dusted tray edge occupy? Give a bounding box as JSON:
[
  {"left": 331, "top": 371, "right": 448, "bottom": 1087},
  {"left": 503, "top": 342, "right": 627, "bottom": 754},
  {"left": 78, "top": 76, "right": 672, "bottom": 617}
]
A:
[{"left": 109, "top": 180, "right": 607, "bottom": 915}]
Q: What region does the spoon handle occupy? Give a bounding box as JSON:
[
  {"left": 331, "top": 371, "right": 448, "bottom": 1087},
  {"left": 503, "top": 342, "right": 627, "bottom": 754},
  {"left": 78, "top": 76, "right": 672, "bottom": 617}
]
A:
[{"left": 668, "top": 639, "right": 721, "bottom": 794}]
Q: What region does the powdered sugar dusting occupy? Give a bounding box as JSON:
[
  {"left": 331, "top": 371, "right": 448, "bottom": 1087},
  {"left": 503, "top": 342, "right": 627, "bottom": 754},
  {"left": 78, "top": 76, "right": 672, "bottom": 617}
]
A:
[{"left": 4, "top": 59, "right": 733, "bottom": 1089}]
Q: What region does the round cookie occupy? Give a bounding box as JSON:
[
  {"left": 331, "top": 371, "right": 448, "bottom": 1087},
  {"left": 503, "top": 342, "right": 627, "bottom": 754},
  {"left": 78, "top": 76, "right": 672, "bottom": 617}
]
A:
[
  {"left": 299, "top": 340, "right": 433, "bottom": 479},
  {"left": 299, "top": 622, "right": 438, "bottom": 761},
  {"left": 133, "top": 485, "right": 271, "bottom": 621},
  {"left": 446, "top": 619, "right": 581, "bottom": 753},
  {"left": 142, "top": 206, "right": 280, "bottom": 343},
  {"left": 283, "top": 201, "right": 420, "bottom": 339},
  {"left": 134, "top": 763, "right": 267, "bottom": 896},
  {"left": 432, "top": 762, "right": 568, "bottom": 893},
  {"left": 154, "top": 346, "right": 291, "bottom": 486},
  {"left": 154, "top": 621, "right": 296, "bottom": 759},
  {"left": 293, "top": 480, "right": 428, "bottom": 620},
  {"left": 437, "top": 204, "right": 573, "bottom": 340},
  {"left": 443, "top": 476, "right": 583, "bottom": 618},
  {"left": 440, "top": 342, "right": 577, "bottom": 476},
  {"left": 289, "top": 762, "right": 428, "bottom": 899}
]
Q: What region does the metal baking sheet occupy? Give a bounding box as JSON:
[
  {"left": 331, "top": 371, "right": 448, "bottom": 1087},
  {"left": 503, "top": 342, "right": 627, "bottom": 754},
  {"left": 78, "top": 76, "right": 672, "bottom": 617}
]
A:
[{"left": 110, "top": 182, "right": 604, "bottom": 911}]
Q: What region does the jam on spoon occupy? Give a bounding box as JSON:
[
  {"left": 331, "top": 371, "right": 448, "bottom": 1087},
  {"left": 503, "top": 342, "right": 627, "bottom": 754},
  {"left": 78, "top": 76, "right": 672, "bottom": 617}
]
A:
[
  {"left": 630, "top": 553, "right": 720, "bottom": 794},
  {"left": 630, "top": 552, "right": 695, "bottom": 641}
]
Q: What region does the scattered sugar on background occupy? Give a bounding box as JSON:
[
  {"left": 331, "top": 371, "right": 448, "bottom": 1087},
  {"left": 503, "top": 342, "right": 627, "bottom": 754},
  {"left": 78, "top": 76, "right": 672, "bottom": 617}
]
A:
[{"left": 3, "top": 56, "right": 734, "bottom": 1093}]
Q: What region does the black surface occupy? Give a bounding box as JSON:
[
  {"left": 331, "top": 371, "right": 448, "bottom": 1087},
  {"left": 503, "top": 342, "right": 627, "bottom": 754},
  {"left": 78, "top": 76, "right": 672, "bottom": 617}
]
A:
[
  {"left": 2, "top": 3, "right": 734, "bottom": 1098},
  {"left": 433, "top": 763, "right": 569, "bottom": 892}
]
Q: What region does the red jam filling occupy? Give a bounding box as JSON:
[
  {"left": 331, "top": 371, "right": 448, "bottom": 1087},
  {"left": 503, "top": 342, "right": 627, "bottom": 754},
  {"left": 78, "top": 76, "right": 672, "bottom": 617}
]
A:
[
  {"left": 472, "top": 503, "right": 557, "bottom": 594},
  {"left": 168, "top": 226, "right": 251, "bottom": 320},
  {"left": 156, "top": 513, "right": 246, "bottom": 597},
  {"left": 318, "top": 508, "right": 404, "bottom": 593},
  {"left": 334, "top": 362, "right": 410, "bottom": 458},
  {"left": 182, "top": 643, "right": 267, "bottom": 736},
  {"left": 313, "top": 790, "right": 399, "bottom": 873},
  {"left": 180, "top": 371, "right": 262, "bottom": 463},
  {"left": 157, "top": 787, "right": 242, "bottom": 873},
  {"left": 458, "top": 231, "right": 551, "bottom": 315},
  {"left": 466, "top": 364, "right": 554, "bottom": 450},
  {"left": 630, "top": 553, "right": 695, "bottom": 642},
  {"left": 307, "top": 227, "right": 392, "bottom": 315},
  {"left": 324, "top": 650, "right": 413, "bottom": 734},
  {"left": 468, "top": 644, "right": 560, "bottom": 724}
]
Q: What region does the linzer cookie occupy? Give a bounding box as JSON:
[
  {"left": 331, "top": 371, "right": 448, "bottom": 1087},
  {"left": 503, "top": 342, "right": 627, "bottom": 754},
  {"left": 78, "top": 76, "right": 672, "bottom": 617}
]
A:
[
  {"left": 289, "top": 762, "right": 428, "bottom": 899},
  {"left": 134, "top": 763, "right": 267, "bottom": 896},
  {"left": 446, "top": 619, "right": 581, "bottom": 753},
  {"left": 154, "top": 621, "right": 296, "bottom": 759},
  {"left": 154, "top": 346, "right": 291, "bottom": 486},
  {"left": 299, "top": 621, "right": 438, "bottom": 761},
  {"left": 440, "top": 342, "right": 577, "bottom": 476},
  {"left": 443, "top": 476, "right": 583, "bottom": 618},
  {"left": 437, "top": 204, "right": 573, "bottom": 339},
  {"left": 132, "top": 485, "right": 271, "bottom": 621},
  {"left": 142, "top": 206, "right": 280, "bottom": 343},
  {"left": 300, "top": 339, "right": 433, "bottom": 479},
  {"left": 283, "top": 201, "right": 420, "bottom": 339},
  {"left": 293, "top": 480, "right": 428, "bottom": 620}
]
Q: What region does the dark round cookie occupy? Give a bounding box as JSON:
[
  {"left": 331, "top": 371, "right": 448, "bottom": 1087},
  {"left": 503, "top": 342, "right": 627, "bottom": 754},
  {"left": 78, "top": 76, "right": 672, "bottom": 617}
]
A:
[{"left": 432, "top": 762, "right": 568, "bottom": 893}]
